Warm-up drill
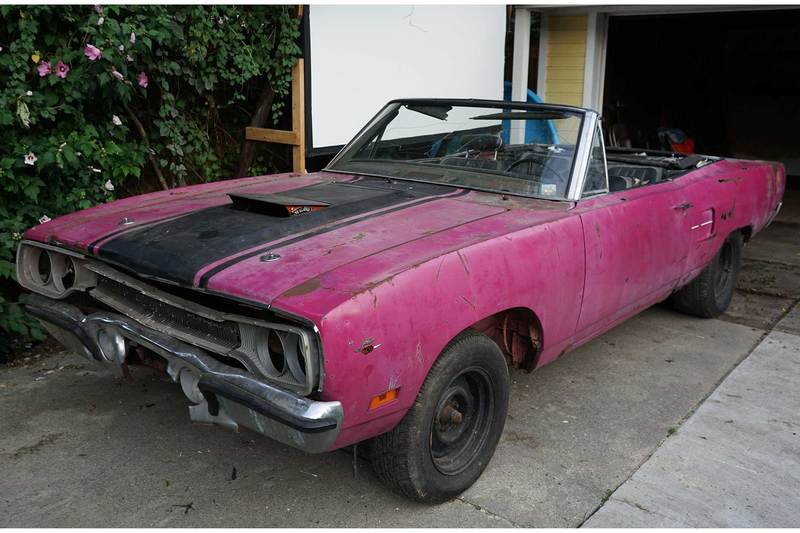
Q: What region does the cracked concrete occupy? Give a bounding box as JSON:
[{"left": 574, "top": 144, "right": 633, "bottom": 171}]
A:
[{"left": 584, "top": 323, "right": 800, "bottom": 527}]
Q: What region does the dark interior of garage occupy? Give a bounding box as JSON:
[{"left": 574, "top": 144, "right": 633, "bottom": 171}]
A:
[{"left": 602, "top": 10, "right": 800, "bottom": 181}]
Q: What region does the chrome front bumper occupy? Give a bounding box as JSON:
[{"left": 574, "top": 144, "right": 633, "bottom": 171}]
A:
[{"left": 24, "top": 294, "right": 342, "bottom": 453}]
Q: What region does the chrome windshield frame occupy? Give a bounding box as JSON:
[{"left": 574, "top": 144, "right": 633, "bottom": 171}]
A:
[{"left": 325, "top": 99, "right": 600, "bottom": 203}]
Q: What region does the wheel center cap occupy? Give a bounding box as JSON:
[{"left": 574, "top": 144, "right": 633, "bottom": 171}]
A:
[{"left": 439, "top": 403, "right": 464, "bottom": 428}]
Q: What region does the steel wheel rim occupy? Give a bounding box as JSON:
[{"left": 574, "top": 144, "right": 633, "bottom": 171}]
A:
[{"left": 430, "top": 367, "right": 494, "bottom": 476}]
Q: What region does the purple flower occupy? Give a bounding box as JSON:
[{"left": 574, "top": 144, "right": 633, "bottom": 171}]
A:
[
  {"left": 55, "top": 60, "right": 70, "bottom": 79},
  {"left": 137, "top": 71, "right": 148, "bottom": 88},
  {"left": 111, "top": 69, "right": 124, "bottom": 81},
  {"left": 94, "top": 4, "right": 103, "bottom": 13},
  {"left": 84, "top": 43, "right": 102, "bottom": 61},
  {"left": 38, "top": 60, "right": 52, "bottom": 77}
]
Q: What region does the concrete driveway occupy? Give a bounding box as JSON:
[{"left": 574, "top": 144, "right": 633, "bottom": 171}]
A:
[{"left": 2, "top": 195, "right": 798, "bottom": 527}]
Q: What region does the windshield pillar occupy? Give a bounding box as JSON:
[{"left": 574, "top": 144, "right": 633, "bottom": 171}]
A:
[{"left": 566, "top": 111, "right": 601, "bottom": 201}]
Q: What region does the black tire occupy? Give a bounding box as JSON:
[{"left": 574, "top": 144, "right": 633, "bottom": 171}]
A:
[
  {"left": 370, "top": 331, "right": 510, "bottom": 503},
  {"left": 671, "top": 231, "right": 743, "bottom": 318}
]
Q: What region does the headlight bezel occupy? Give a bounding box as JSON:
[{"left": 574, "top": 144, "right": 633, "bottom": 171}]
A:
[
  {"left": 16, "top": 241, "right": 96, "bottom": 298},
  {"left": 237, "top": 323, "right": 318, "bottom": 394}
]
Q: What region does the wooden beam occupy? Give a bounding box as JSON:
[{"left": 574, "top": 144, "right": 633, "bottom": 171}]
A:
[
  {"left": 291, "top": 58, "right": 306, "bottom": 173},
  {"left": 244, "top": 58, "right": 306, "bottom": 173},
  {"left": 245, "top": 127, "right": 300, "bottom": 145}
]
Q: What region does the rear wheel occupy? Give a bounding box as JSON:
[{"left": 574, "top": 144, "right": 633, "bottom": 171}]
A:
[
  {"left": 370, "top": 332, "right": 509, "bottom": 503},
  {"left": 671, "top": 231, "right": 743, "bottom": 318}
]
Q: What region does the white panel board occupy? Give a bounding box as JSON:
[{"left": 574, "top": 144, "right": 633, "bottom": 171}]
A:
[{"left": 308, "top": 5, "right": 506, "bottom": 151}]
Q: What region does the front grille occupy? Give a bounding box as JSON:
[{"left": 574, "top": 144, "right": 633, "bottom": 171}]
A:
[{"left": 92, "top": 277, "right": 241, "bottom": 353}]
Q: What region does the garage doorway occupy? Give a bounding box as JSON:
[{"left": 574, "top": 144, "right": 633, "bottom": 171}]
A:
[{"left": 601, "top": 10, "right": 800, "bottom": 178}]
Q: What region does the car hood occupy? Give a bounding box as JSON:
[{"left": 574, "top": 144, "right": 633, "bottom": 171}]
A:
[{"left": 26, "top": 172, "right": 571, "bottom": 313}]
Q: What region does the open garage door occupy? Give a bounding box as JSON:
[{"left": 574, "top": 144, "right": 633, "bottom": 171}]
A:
[{"left": 602, "top": 10, "right": 800, "bottom": 177}]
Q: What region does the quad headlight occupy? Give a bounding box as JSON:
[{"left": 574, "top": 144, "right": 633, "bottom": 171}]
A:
[
  {"left": 237, "top": 324, "right": 318, "bottom": 393},
  {"left": 16, "top": 242, "right": 96, "bottom": 298}
]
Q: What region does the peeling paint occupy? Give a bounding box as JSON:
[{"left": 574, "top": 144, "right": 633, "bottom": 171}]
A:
[{"left": 282, "top": 277, "right": 321, "bottom": 297}]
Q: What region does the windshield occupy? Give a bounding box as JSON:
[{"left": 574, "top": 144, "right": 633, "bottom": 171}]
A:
[{"left": 327, "top": 101, "right": 586, "bottom": 200}]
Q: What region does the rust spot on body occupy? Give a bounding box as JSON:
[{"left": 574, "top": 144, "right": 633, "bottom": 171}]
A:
[
  {"left": 282, "top": 277, "right": 321, "bottom": 297},
  {"left": 355, "top": 338, "right": 381, "bottom": 355}
]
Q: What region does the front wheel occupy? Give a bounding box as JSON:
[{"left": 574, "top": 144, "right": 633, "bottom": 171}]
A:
[
  {"left": 370, "top": 332, "right": 509, "bottom": 503},
  {"left": 671, "top": 231, "right": 743, "bottom": 318}
]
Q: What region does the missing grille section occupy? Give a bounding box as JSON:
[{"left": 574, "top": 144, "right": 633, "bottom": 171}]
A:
[{"left": 91, "top": 277, "right": 241, "bottom": 354}]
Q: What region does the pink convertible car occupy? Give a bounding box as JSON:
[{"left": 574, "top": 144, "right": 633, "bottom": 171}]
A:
[{"left": 17, "top": 100, "right": 785, "bottom": 502}]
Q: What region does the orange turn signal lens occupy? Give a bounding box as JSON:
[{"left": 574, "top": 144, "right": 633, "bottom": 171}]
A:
[{"left": 369, "top": 388, "right": 399, "bottom": 410}]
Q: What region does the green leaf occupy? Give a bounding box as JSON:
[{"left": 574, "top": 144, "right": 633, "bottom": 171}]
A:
[
  {"left": 23, "top": 182, "right": 40, "bottom": 200},
  {"left": 62, "top": 145, "right": 78, "bottom": 164},
  {"left": 16, "top": 100, "right": 31, "bottom": 129}
]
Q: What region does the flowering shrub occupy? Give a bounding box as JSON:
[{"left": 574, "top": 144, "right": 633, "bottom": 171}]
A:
[{"left": 0, "top": 5, "right": 301, "bottom": 358}]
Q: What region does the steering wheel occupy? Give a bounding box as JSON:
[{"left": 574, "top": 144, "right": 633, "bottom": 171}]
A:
[
  {"left": 454, "top": 134, "right": 503, "bottom": 155},
  {"left": 506, "top": 154, "right": 567, "bottom": 185}
]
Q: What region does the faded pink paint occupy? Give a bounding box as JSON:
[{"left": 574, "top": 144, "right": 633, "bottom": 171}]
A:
[{"left": 23, "top": 159, "right": 785, "bottom": 451}]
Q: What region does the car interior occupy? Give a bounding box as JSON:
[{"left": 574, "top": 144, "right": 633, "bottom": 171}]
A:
[{"left": 345, "top": 119, "right": 715, "bottom": 199}]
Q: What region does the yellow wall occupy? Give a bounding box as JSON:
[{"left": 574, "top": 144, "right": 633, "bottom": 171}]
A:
[{"left": 544, "top": 15, "right": 587, "bottom": 108}]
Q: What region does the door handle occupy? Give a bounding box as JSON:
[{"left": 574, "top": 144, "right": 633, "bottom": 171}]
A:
[{"left": 673, "top": 202, "right": 693, "bottom": 211}]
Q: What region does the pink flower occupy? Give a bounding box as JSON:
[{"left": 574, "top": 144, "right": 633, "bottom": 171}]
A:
[
  {"left": 111, "top": 69, "right": 124, "bottom": 81},
  {"left": 94, "top": 4, "right": 103, "bottom": 13},
  {"left": 137, "top": 71, "right": 148, "bottom": 88},
  {"left": 37, "top": 61, "right": 51, "bottom": 77},
  {"left": 55, "top": 60, "right": 70, "bottom": 79},
  {"left": 84, "top": 44, "right": 102, "bottom": 61}
]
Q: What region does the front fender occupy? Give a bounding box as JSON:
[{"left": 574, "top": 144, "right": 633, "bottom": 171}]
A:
[{"left": 311, "top": 215, "right": 585, "bottom": 449}]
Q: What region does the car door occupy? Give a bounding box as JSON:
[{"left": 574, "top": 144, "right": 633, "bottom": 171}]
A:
[{"left": 572, "top": 126, "right": 691, "bottom": 342}]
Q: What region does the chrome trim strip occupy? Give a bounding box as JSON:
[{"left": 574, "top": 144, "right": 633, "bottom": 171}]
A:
[{"left": 567, "top": 111, "right": 600, "bottom": 202}]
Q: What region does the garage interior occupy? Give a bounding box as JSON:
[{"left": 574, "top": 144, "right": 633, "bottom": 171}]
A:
[{"left": 601, "top": 9, "right": 800, "bottom": 181}]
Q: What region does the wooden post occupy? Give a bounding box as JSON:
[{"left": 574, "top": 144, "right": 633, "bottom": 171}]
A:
[
  {"left": 245, "top": 58, "right": 306, "bottom": 173},
  {"left": 291, "top": 58, "right": 306, "bottom": 173}
]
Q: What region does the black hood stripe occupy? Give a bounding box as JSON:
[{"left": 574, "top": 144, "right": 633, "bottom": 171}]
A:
[
  {"left": 97, "top": 178, "right": 464, "bottom": 287},
  {"left": 197, "top": 187, "right": 469, "bottom": 287},
  {"left": 88, "top": 175, "right": 351, "bottom": 251},
  {"left": 88, "top": 212, "right": 199, "bottom": 252}
]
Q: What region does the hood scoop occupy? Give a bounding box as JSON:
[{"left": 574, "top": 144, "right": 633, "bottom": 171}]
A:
[{"left": 228, "top": 192, "right": 330, "bottom": 217}]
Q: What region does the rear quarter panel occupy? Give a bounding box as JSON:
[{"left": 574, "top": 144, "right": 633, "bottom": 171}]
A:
[{"left": 675, "top": 159, "right": 785, "bottom": 285}]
